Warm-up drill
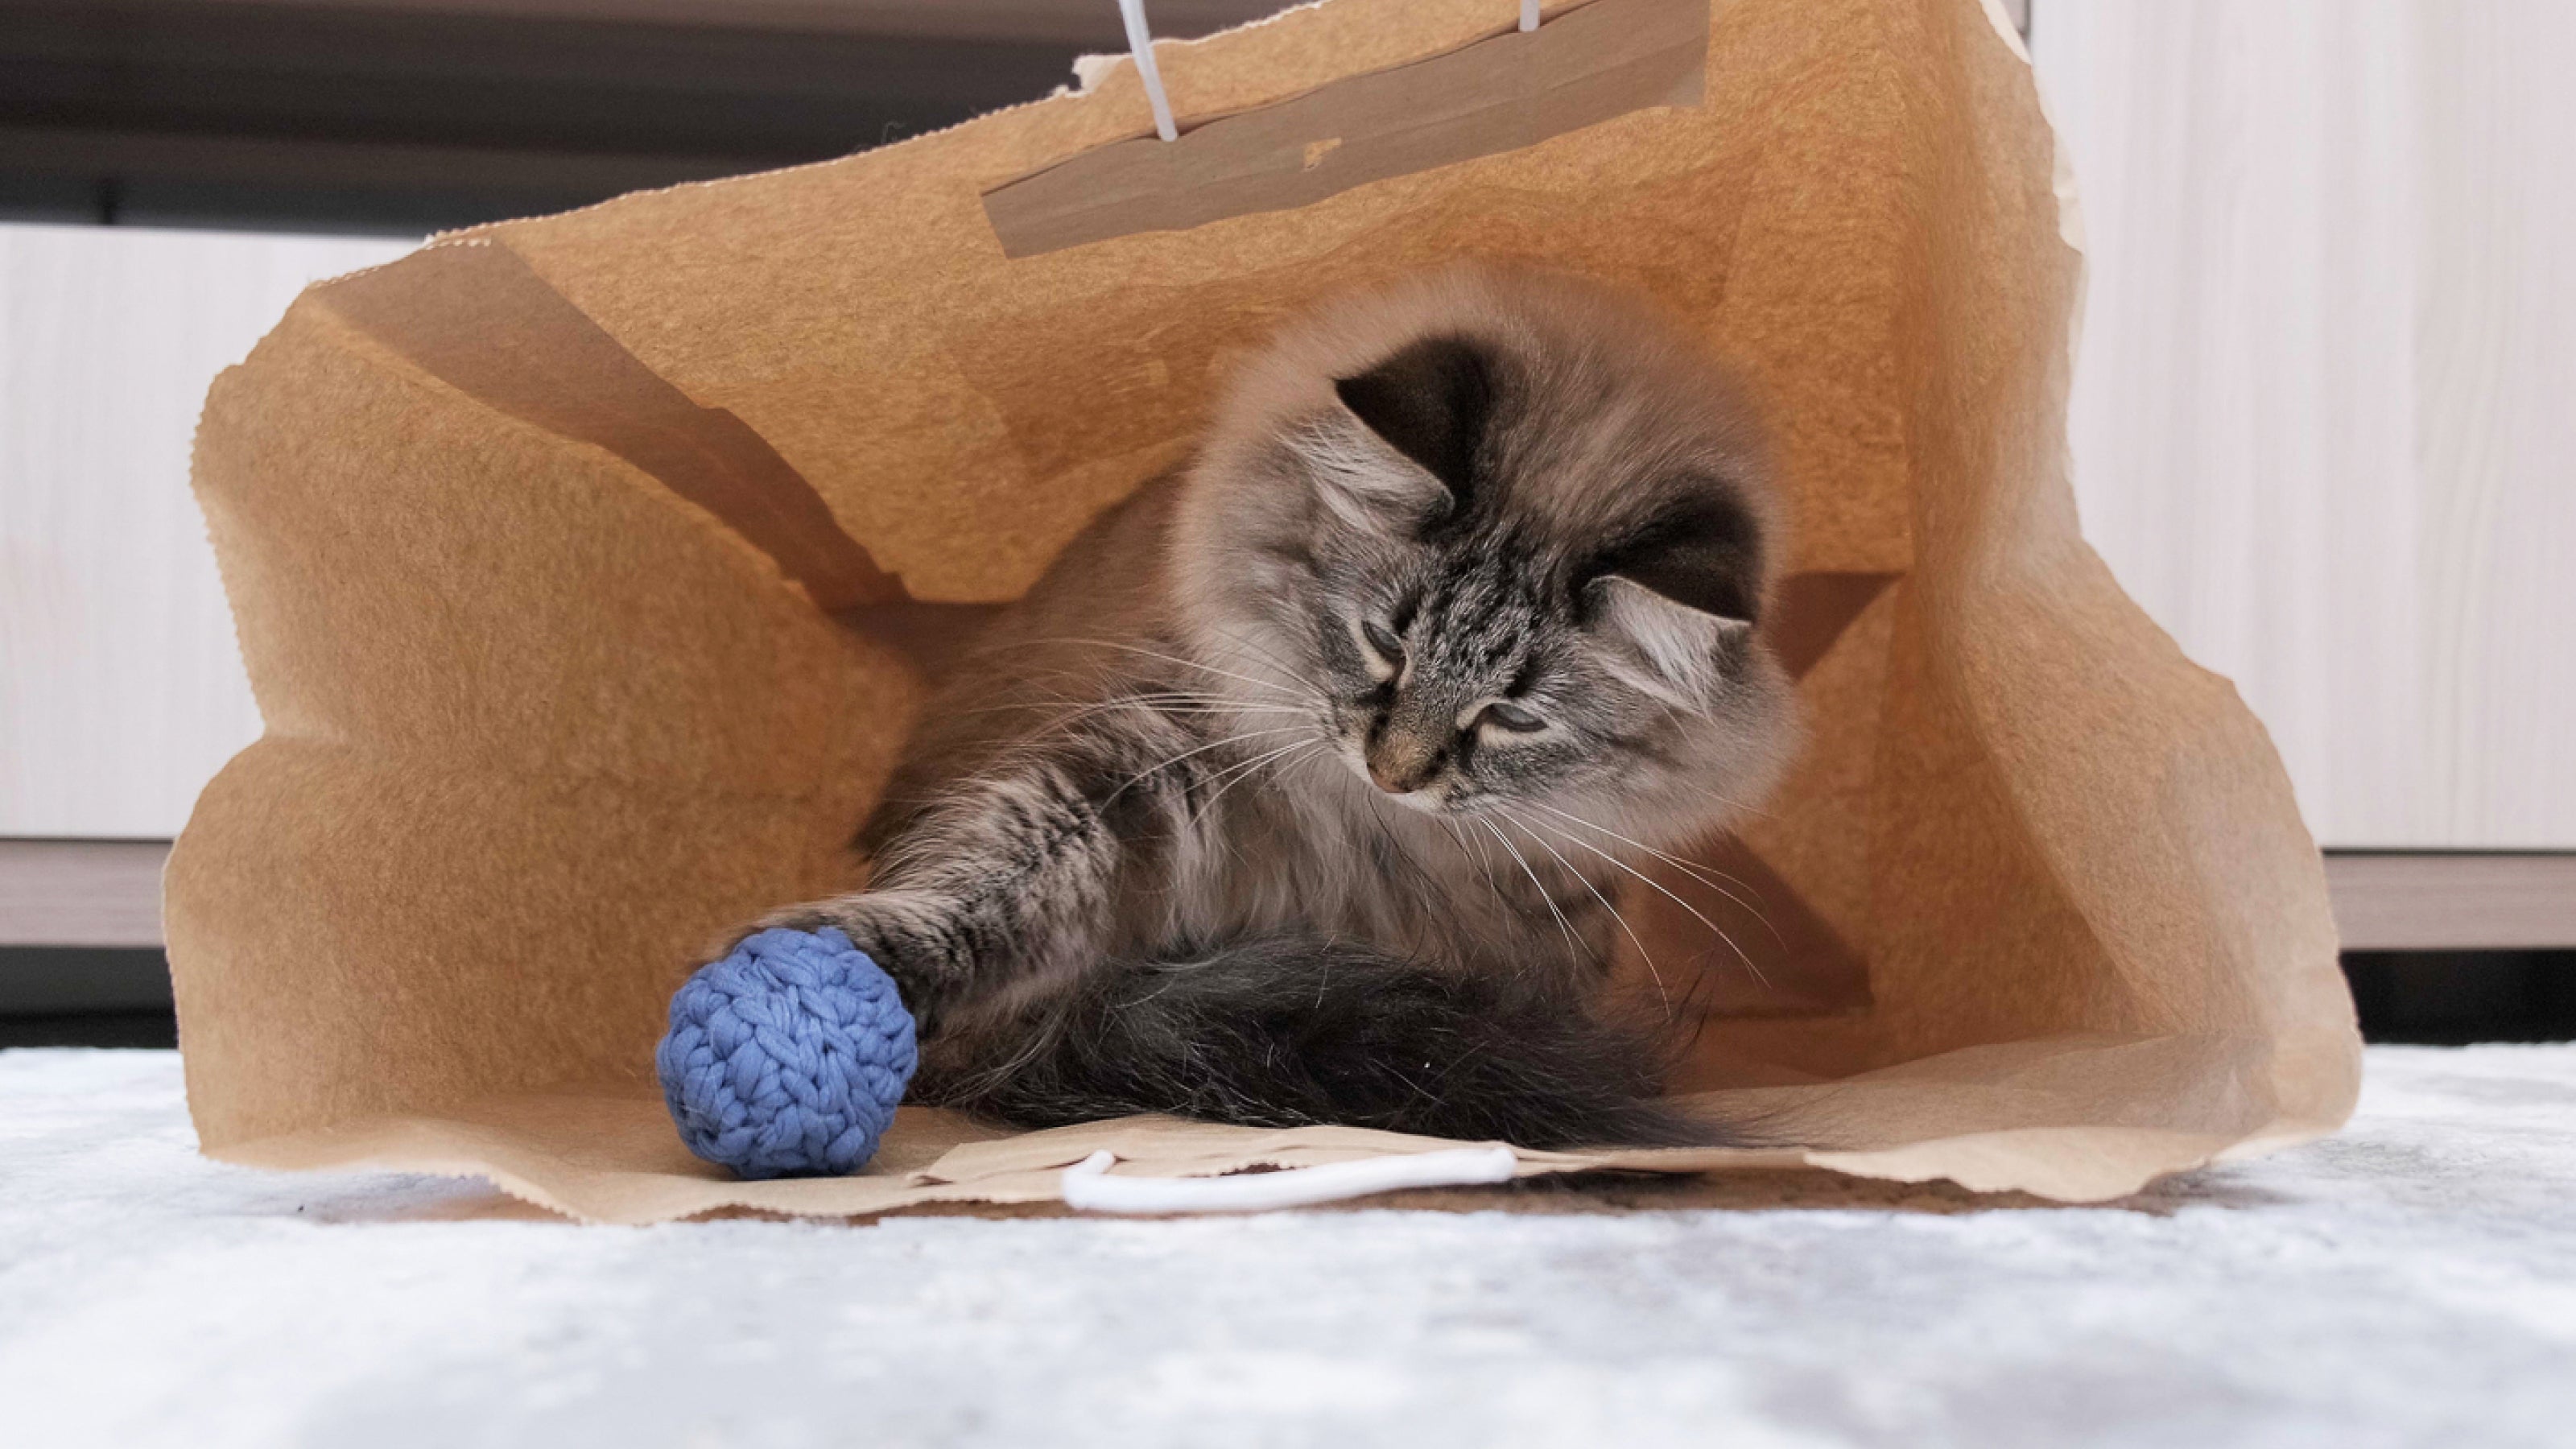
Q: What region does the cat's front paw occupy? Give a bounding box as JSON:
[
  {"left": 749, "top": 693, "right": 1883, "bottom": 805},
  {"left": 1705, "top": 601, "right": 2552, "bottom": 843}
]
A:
[{"left": 729, "top": 891, "right": 957, "bottom": 1034}]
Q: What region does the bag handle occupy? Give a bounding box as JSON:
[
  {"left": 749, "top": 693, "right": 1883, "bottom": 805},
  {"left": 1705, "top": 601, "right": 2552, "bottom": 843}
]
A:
[
  {"left": 1116, "top": 1, "right": 1550, "bottom": 145},
  {"left": 1061, "top": 1146, "right": 1521, "bottom": 1214}
]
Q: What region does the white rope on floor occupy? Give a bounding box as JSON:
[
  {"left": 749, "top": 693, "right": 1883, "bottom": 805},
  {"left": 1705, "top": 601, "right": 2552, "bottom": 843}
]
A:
[{"left": 1061, "top": 1145, "right": 1521, "bottom": 1213}]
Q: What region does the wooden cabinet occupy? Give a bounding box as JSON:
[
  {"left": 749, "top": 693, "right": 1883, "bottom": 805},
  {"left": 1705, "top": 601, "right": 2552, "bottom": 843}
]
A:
[
  {"left": 1, "top": 224, "right": 411, "bottom": 838},
  {"left": 2032, "top": 1, "right": 2576, "bottom": 848}
]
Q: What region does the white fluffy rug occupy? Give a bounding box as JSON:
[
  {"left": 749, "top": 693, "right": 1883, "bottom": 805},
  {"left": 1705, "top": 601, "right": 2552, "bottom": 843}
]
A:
[{"left": 3, "top": 1045, "right": 2571, "bottom": 1448}]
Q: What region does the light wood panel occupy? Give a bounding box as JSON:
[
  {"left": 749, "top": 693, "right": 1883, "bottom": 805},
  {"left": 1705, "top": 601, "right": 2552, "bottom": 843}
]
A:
[
  {"left": 0, "top": 223, "right": 415, "bottom": 838},
  {"left": 8, "top": 837, "right": 2566, "bottom": 952},
  {"left": 2325, "top": 853, "right": 2576, "bottom": 952},
  {"left": 0, "top": 839, "right": 169, "bottom": 948},
  {"left": 2032, "top": 1, "right": 2576, "bottom": 848},
  {"left": 2409, "top": 6, "right": 2576, "bottom": 848}
]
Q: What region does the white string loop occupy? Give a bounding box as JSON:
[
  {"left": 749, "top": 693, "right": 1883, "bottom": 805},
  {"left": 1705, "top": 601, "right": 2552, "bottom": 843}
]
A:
[
  {"left": 1061, "top": 1146, "right": 1521, "bottom": 1214},
  {"left": 1116, "top": 0, "right": 1180, "bottom": 142},
  {"left": 1118, "top": 2, "right": 1543, "bottom": 144}
]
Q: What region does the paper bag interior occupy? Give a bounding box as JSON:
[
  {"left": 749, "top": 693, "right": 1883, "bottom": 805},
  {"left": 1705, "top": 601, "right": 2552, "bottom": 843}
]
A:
[{"left": 170, "top": 0, "right": 2359, "bottom": 1223}]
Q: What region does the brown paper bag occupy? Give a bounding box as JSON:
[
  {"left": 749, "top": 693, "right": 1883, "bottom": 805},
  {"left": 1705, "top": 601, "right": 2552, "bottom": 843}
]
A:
[{"left": 171, "top": 0, "right": 2358, "bottom": 1222}]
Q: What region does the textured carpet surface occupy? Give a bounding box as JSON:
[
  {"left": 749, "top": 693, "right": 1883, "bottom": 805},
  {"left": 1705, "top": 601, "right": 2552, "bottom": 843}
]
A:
[{"left": 2, "top": 1044, "right": 2571, "bottom": 1448}]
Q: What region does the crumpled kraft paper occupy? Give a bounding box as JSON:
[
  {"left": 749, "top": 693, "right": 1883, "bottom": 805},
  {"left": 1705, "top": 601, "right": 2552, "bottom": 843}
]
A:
[{"left": 171, "top": 0, "right": 2357, "bottom": 1222}]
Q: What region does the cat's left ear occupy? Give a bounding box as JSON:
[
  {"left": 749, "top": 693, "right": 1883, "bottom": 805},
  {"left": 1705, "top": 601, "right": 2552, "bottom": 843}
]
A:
[
  {"left": 1330, "top": 334, "right": 1496, "bottom": 506},
  {"left": 1583, "top": 497, "right": 1762, "bottom": 698}
]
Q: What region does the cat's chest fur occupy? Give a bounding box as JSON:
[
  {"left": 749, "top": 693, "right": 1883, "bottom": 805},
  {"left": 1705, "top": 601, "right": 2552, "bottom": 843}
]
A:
[{"left": 1137, "top": 750, "right": 1607, "bottom": 974}]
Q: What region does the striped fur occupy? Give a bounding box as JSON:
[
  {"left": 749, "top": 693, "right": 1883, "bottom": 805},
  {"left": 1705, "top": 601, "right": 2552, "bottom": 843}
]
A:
[{"left": 754, "top": 266, "right": 1797, "bottom": 1149}]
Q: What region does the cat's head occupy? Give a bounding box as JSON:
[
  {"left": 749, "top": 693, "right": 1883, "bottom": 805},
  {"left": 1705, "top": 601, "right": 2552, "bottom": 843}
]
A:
[{"left": 1174, "top": 266, "right": 1798, "bottom": 844}]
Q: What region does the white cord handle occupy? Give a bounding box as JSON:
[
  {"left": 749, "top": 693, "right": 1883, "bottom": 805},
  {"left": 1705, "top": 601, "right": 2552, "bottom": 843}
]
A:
[
  {"left": 1118, "top": 1, "right": 1544, "bottom": 143},
  {"left": 1062, "top": 1146, "right": 1520, "bottom": 1214},
  {"left": 1117, "top": 0, "right": 1179, "bottom": 141}
]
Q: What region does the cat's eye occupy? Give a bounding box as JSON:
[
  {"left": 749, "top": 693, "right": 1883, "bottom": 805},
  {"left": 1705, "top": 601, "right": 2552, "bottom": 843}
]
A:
[
  {"left": 1360, "top": 619, "right": 1405, "bottom": 662},
  {"left": 1478, "top": 700, "right": 1548, "bottom": 734}
]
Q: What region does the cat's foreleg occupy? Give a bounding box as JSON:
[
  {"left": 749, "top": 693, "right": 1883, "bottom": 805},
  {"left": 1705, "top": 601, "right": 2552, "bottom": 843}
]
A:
[{"left": 749, "top": 721, "right": 1207, "bottom": 1037}]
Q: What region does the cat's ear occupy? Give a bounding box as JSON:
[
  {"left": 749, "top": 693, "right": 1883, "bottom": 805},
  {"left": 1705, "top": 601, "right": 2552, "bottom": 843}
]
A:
[
  {"left": 1589, "top": 577, "right": 1753, "bottom": 700},
  {"left": 1331, "top": 334, "right": 1497, "bottom": 502},
  {"left": 1583, "top": 495, "right": 1762, "bottom": 699}
]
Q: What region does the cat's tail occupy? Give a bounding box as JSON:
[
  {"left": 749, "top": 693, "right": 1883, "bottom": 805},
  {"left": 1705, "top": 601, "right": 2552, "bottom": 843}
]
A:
[{"left": 925, "top": 937, "right": 1726, "bottom": 1150}]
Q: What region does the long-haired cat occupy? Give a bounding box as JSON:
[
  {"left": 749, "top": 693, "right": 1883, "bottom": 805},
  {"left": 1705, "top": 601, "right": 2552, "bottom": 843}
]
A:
[{"left": 753, "top": 266, "right": 1797, "bottom": 1147}]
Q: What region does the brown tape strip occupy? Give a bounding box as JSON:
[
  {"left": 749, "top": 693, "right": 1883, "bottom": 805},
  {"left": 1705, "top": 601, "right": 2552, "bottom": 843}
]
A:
[
  {"left": 981, "top": 0, "right": 1711, "bottom": 259},
  {"left": 319, "top": 241, "right": 904, "bottom": 609}
]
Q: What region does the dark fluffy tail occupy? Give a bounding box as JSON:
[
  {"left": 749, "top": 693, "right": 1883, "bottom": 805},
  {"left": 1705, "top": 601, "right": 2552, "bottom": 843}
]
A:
[{"left": 928, "top": 938, "right": 1719, "bottom": 1150}]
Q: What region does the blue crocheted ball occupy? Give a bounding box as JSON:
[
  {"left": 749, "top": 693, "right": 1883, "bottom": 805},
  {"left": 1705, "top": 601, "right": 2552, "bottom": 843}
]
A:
[{"left": 656, "top": 927, "right": 919, "bottom": 1179}]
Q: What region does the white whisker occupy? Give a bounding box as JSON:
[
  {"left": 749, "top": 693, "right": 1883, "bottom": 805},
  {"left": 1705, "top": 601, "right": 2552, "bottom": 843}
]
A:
[
  {"left": 960, "top": 691, "right": 1302, "bottom": 719},
  {"left": 1496, "top": 806, "right": 1670, "bottom": 1017},
  {"left": 1201, "top": 623, "right": 1315, "bottom": 680},
  {"left": 1190, "top": 738, "right": 1326, "bottom": 826},
  {"left": 1108, "top": 727, "right": 1309, "bottom": 801},
  {"left": 1509, "top": 810, "right": 1769, "bottom": 990},
  {"left": 1527, "top": 800, "right": 1785, "bottom": 948},
  {"left": 1439, "top": 817, "right": 1508, "bottom": 906},
  {"left": 1009, "top": 637, "right": 1307, "bottom": 700},
  {"left": 1024, "top": 700, "right": 1312, "bottom": 733},
  {"left": 1478, "top": 816, "right": 1583, "bottom": 971}
]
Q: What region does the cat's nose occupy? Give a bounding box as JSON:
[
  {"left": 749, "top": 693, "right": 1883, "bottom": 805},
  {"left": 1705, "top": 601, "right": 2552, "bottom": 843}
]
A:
[{"left": 1365, "top": 733, "right": 1443, "bottom": 795}]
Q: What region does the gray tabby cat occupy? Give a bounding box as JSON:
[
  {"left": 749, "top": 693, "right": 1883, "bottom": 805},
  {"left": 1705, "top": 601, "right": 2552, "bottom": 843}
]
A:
[{"left": 753, "top": 266, "right": 1797, "bottom": 1147}]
